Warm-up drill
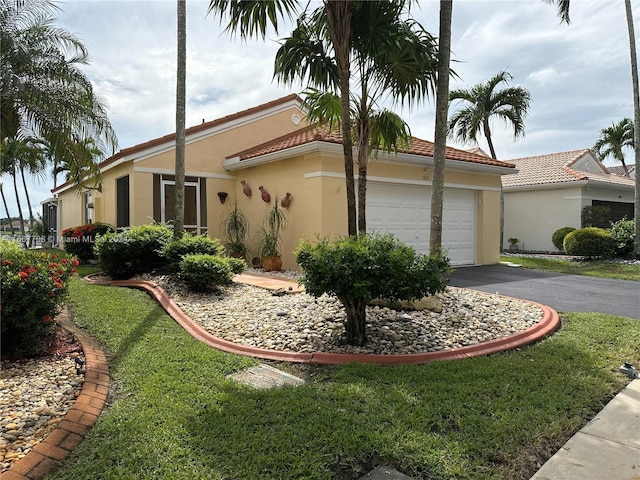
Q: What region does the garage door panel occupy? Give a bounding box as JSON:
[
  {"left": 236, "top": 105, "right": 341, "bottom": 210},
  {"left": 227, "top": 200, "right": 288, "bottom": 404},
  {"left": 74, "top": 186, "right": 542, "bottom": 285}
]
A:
[{"left": 367, "top": 183, "right": 475, "bottom": 265}]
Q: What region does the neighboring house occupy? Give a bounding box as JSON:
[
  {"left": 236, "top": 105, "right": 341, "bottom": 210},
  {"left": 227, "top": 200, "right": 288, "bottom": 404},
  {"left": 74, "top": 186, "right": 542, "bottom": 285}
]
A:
[
  {"left": 52, "top": 94, "right": 516, "bottom": 269},
  {"left": 502, "top": 149, "right": 635, "bottom": 252},
  {"left": 606, "top": 165, "right": 636, "bottom": 179}
]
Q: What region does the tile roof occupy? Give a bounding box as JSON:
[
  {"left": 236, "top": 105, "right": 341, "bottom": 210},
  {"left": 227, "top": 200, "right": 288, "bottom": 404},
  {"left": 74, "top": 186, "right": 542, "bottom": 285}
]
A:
[
  {"left": 606, "top": 165, "right": 636, "bottom": 177},
  {"left": 52, "top": 94, "right": 302, "bottom": 194},
  {"left": 227, "top": 124, "right": 512, "bottom": 168},
  {"left": 502, "top": 149, "right": 636, "bottom": 189}
]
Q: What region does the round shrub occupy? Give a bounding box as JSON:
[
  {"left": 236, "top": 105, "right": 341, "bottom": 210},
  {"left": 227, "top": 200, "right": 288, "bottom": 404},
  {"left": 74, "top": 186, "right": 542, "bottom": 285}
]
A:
[
  {"left": 552, "top": 227, "right": 576, "bottom": 251},
  {"left": 61, "top": 222, "right": 114, "bottom": 263},
  {"left": 162, "top": 234, "right": 224, "bottom": 269},
  {"left": 95, "top": 224, "right": 173, "bottom": 279},
  {"left": 179, "top": 254, "right": 234, "bottom": 292},
  {"left": 296, "top": 233, "right": 451, "bottom": 346},
  {"left": 608, "top": 218, "right": 635, "bottom": 257},
  {"left": 0, "top": 240, "right": 77, "bottom": 357},
  {"left": 563, "top": 227, "right": 615, "bottom": 258},
  {"left": 226, "top": 257, "right": 248, "bottom": 275}
]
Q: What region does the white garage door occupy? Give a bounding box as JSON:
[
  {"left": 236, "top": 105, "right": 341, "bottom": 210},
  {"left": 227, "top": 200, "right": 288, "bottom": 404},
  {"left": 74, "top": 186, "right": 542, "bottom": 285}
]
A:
[{"left": 366, "top": 183, "right": 476, "bottom": 265}]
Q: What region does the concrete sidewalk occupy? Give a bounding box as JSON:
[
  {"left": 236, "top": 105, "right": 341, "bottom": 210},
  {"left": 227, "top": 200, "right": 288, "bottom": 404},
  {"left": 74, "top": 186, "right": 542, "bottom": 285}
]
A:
[{"left": 530, "top": 379, "right": 640, "bottom": 480}]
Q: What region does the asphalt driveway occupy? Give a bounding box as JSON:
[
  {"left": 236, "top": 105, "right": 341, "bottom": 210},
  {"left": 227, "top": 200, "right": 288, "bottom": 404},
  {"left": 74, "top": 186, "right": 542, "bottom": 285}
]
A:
[{"left": 449, "top": 264, "right": 639, "bottom": 319}]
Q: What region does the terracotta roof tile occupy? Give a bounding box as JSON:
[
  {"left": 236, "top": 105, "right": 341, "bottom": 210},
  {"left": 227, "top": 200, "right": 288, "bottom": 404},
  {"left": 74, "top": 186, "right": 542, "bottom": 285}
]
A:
[
  {"left": 52, "top": 94, "right": 302, "bottom": 193},
  {"left": 502, "top": 149, "right": 636, "bottom": 189},
  {"left": 227, "top": 124, "right": 512, "bottom": 168},
  {"left": 607, "top": 165, "right": 636, "bottom": 177}
]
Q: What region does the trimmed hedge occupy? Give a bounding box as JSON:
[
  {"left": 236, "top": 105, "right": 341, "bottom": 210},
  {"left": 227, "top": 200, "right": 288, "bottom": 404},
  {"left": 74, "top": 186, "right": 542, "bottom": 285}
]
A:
[
  {"left": 552, "top": 227, "right": 576, "bottom": 251},
  {"left": 162, "top": 235, "right": 225, "bottom": 270},
  {"left": 179, "top": 254, "right": 246, "bottom": 292},
  {"left": 563, "top": 227, "right": 615, "bottom": 258},
  {"left": 94, "top": 224, "right": 173, "bottom": 279}
]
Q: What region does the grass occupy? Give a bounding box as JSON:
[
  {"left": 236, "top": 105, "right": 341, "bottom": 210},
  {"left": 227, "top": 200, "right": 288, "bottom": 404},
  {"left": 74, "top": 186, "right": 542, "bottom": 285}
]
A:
[
  {"left": 48, "top": 277, "right": 640, "bottom": 480},
  {"left": 500, "top": 255, "right": 640, "bottom": 281}
]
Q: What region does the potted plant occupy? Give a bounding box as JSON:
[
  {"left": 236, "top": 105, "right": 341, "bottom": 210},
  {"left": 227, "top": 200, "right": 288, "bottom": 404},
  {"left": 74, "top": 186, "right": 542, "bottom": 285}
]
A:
[
  {"left": 33, "top": 218, "right": 52, "bottom": 248},
  {"left": 258, "top": 198, "right": 287, "bottom": 271},
  {"left": 508, "top": 237, "right": 519, "bottom": 251},
  {"left": 221, "top": 202, "right": 249, "bottom": 259}
]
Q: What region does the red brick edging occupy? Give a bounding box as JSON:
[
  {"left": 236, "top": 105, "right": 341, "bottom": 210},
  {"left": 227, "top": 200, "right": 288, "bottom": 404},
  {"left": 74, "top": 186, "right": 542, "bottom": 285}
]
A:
[
  {"left": 84, "top": 274, "right": 561, "bottom": 366},
  {"left": 1, "top": 311, "right": 109, "bottom": 480}
]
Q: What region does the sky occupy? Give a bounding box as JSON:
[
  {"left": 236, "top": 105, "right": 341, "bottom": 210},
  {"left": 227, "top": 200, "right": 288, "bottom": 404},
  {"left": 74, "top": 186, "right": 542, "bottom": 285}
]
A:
[{"left": 5, "top": 0, "right": 638, "bottom": 219}]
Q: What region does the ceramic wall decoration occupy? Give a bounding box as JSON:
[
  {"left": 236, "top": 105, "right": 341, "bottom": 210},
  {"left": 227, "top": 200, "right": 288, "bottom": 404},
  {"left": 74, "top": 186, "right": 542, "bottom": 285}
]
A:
[
  {"left": 217, "top": 192, "right": 228, "bottom": 204},
  {"left": 281, "top": 192, "right": 292, "bottom": 208},
  {"left": 259, "top": 186, "right": 271, "bottom": 203},
  {"left": 241, "top": 180, "right": 252, "bottom": 197}
]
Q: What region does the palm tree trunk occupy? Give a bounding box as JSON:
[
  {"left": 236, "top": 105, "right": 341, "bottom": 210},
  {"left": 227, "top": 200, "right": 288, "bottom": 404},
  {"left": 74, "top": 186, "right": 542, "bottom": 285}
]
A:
[
  {"left": 174, "top": 0, "right": 186, "bottom": 240},
  {"left": 356, "top": 111, "right": 371, "bottom": 234},
  {"left": 625, "top": 0, "right": 640, "bottom": 257},
  {"left": 19, "top": 162, "right": 35, "bottom": 247},
  {"left": 0, "top": 183, "right": 11, "bottom": 231},
  {"left": 325, "top": 0, "right": 356, "bottom": 237},
  {"left": 482, "top": 123, "right": 504, "bottom": 251},
  {"left": 10, "top": 164, "right": 27, "bottom": 245},
  {"left": 430, "top": 0, "right": 453, "bottom": 255}
]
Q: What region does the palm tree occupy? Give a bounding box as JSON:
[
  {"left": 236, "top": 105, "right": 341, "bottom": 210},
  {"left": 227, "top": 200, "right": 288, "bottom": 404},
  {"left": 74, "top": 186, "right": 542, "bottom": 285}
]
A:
[
  {"left": 0, "top": 182, "right": 10, "bottom": 230},
  {"left": 593, "top": 118, "right": 634, "bottom": 177},
  {"left": 430, "top": 0, "right": 453, "bottom": 256},
  {"left": 208, "top": 0, "right": 366, "bottom": 235},
  {"left": 174, "top": 0, "right": 186, "bottom": 240},
  {"left": 447, "top": 71, "right": 531, "bottom": 251},
  {"left": 1, "top": 0, "right": 117, "bottom": 192},
  {"left": 624, "top": 0, "right": 640, "bottom": 256},
  {"left": 274, "top": 0, "right": 438, "bottom": 233},
  {"left": 447, "top": 71, "right": 531, "bottom": 160}
]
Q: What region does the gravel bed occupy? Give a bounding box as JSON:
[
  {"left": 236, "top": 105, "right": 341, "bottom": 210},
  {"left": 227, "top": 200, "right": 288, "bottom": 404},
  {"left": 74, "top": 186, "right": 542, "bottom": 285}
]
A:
[
  {"left": 0, "top": 356, "right": 83, "bottom": 473},
  {"left": 146, "top": 273, "right": 544, "bottom": 355}
]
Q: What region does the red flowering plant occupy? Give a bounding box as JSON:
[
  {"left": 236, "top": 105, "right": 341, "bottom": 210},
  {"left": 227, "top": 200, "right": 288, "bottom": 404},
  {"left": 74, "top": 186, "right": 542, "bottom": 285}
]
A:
[
  {"left": 62, "top": 222, "right": 114, "bottom": 263},
  {"left": 0, "top": 239, "right": 78, "bottom": 357}
]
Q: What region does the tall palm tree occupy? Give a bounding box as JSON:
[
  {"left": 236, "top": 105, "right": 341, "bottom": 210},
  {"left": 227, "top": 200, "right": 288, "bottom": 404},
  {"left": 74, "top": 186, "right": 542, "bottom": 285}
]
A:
[
  {"left": 274, "top": 0, "right": 438, "bottom": 233},
  {"left": 208, "top": 0, "right": 366, "bottom": 235},
  {"left": 174, "top": 0, "right": 186, "bottom": 239},
  {"left": 447, "top": 71, "right": 531, "bottom": 160},
  {"left": 0, "top": 183, "right": 11, "bottom": 230},
  {"left": 593, "top": 118, "right": 634, "bottom": 177},
  {"left": 1, "top": 0, "right": 117, "bottom": 192},
  {"left": 430, "top": 0, "right": 453, "bottom": 256},
  {"left": 624, "top": 0, "right": 640, "bottom": 256}
]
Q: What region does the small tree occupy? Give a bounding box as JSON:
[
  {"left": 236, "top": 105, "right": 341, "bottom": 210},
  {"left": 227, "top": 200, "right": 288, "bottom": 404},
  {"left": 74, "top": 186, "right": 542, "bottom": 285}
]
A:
[{"left": 296, "top": 233, "right": 451, "bottom": 346}]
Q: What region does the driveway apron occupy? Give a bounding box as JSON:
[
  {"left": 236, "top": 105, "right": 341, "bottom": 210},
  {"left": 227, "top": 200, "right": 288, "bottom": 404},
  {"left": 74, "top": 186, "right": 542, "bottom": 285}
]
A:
[{"left": 449, "top": 265, "right": 639, "bottom": 319}]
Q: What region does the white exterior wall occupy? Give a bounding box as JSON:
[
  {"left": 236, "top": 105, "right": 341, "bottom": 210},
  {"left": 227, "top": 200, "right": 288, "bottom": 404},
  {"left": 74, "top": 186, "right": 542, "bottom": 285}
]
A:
[
  {"left": 584, "top": 186, "right": 635, "bottom": 206},
  {"left": 503, "top": 186, "right": 583, "bottom": 252}
]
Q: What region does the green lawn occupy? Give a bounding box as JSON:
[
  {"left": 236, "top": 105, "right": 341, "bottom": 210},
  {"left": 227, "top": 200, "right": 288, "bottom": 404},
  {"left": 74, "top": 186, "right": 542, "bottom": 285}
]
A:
[
  {"left": 48, "top": 278, "right": 640, "bottom": 480},
  {"left": 500, "top": 255, "right": 640, "bottom": 281}
]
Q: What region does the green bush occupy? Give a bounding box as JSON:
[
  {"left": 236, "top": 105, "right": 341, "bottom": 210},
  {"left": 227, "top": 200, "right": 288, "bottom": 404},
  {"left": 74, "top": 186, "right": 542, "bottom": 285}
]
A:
[
  {"left": 95, "top": 224, "right": 173, "bottom": 279},
  {"left": 581, "top": 205, "right": 611, "bottom": 228},
  {"left": 0, "top": 240, "right": 77, "bottom": 357},
  {"left": 563, "top": 227, "right": 615, "bottom": 258},
  {"left": 162, "top": 234, "right": 225, "bottom": 270},
  {"left": 61, "top": 222, "right": 114, "bottom": 263},
  {"left": 552, "top": 227, "right": 576, "bottom": 251},
  {"left": 179, "top": 254, "right": 235, "bottom": 292},
  {"left": 296, "top": 233, "right": 451, "bottom": 346},
  {"left": 608, "top": 218, "right": 636, "bottom": 257},
  {"left": 226, "top": 257, "right": 248, "bottom": 275}
]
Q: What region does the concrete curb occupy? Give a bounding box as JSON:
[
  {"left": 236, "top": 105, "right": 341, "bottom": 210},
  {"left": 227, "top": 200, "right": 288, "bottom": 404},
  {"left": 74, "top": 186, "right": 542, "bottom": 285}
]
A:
[
  {"left": 1, "top": 311, "right": 109, "bottom": 480},
  {"left": 84, "top": 274, "right": 561, "bottom": 365}
]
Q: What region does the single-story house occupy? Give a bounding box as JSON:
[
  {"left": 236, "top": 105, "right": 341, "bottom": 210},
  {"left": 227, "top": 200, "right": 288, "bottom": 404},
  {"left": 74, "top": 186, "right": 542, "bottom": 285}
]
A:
[
  {"left": 52, "top": 94, "right": 516, "bottom": 269},
  {"left": 502, "top": 149, "right": 636, "bottom": 252}
]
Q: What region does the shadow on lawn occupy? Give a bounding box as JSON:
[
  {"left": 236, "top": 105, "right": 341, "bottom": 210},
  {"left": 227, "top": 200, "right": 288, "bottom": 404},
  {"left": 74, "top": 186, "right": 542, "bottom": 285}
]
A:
[{"left": 181, "top": 337, "right": 623, "bottom": 480}]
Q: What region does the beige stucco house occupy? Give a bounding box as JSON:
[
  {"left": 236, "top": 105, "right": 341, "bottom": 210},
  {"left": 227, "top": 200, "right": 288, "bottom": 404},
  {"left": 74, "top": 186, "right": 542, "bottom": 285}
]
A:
[
  {"left": 52, "top": 95, "right": 516, "bottom": 270},
  {"left": 503, "top": 149, "right": 635, "bottom": 252}
]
